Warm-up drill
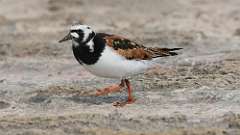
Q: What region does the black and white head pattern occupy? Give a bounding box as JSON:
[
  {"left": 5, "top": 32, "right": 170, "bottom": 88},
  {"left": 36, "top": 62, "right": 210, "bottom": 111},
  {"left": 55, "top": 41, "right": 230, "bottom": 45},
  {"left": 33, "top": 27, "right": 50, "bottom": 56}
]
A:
[{"left": 70, "top": 24, "right": 96, "bottom": 52}]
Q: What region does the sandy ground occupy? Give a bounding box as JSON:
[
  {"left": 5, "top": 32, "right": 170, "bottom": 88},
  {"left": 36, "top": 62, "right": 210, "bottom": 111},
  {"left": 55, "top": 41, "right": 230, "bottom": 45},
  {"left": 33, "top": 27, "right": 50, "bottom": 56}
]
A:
[{"left": 0, "top": 0, "right": 240, "bottom": 134}]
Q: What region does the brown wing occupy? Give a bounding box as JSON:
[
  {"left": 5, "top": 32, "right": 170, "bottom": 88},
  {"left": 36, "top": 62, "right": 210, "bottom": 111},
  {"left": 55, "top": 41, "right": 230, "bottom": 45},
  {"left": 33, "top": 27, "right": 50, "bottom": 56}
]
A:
[{"left": 97, "top": 33, "right": 182, "bottom": 60}]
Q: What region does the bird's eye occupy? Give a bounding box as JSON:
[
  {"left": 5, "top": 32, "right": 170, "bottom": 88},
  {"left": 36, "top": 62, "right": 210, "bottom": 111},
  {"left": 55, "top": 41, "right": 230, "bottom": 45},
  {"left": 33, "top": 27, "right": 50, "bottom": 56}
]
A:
[{"left": 87, "top": 26, "right": 90, "bottom": 29}]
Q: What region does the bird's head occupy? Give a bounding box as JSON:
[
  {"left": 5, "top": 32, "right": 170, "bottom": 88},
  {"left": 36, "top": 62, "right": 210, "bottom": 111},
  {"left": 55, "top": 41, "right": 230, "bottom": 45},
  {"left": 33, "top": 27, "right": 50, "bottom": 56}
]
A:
[{"left": 59, "top": 24, "right": 95, "bottom": 44}]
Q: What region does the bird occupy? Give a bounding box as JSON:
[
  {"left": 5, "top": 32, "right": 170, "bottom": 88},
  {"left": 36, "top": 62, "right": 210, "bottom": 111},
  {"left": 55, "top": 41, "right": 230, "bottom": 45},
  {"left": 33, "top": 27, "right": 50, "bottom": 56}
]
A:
[{"left": 59, "top": 24, "right": 182, "bottom": 107}]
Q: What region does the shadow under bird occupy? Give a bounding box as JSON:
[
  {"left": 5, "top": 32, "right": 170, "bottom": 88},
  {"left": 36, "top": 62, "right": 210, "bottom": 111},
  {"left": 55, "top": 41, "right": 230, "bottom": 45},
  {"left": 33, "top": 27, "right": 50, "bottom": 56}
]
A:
[{"left": 59, "top": 24, "right": 182, "bottom": 107}]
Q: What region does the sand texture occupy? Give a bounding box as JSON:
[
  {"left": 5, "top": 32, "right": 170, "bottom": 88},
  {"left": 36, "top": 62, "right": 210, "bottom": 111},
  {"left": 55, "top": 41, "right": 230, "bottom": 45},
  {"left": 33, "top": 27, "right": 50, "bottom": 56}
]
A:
[{"left": 0, "top": 0, "right": 240, "bottom": 134}]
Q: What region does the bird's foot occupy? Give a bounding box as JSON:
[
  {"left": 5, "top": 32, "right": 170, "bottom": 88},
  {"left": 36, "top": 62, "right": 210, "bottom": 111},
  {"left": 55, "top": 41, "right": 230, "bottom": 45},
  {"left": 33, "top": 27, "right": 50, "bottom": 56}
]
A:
[
  {"left": 95, "top": 84, "right": 123, "bottom": 96},
  {"left": 113, "top": 98, "right": 136, "bottom": 107}
]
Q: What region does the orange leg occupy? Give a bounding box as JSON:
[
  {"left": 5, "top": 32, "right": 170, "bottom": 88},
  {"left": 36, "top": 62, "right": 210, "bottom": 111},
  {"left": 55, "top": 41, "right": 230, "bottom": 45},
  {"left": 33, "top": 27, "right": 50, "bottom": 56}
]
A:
[
  {"left": 95, "top": 80, "right": 125, "bottom": 96},
  {"left": 113, "top": 79, "right": 136, "bottom": 107},
  {"left": 125, "top": 79, "right": 135, "bottom": 102}
]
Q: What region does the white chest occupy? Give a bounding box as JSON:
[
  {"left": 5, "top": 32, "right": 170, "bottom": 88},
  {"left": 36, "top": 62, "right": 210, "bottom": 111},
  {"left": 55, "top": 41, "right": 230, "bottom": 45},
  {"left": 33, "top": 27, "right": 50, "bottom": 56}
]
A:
[{"left": 82, "top": 46, "right": 152, "bottom": 78}]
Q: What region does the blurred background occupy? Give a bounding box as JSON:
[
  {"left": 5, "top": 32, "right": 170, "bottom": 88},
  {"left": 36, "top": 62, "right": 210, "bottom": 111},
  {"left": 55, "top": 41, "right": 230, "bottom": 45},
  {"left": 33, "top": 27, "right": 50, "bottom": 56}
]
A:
[{"left": 0, "top": 0, "right": 240, "bottom": 135}]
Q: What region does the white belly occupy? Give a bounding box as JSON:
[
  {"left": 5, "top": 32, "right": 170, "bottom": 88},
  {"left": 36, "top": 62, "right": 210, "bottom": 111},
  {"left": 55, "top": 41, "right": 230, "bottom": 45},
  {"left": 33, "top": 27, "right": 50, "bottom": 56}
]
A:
[{"left": 82, "top": 46, "right": 152, "bottom": 78}]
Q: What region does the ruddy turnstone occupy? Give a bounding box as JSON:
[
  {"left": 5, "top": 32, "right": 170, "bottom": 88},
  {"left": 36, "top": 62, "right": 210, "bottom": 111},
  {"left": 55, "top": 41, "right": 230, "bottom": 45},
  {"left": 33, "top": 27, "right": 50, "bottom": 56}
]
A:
[{"left": 59, "top": 24, "right": 182, "bottom": 107}]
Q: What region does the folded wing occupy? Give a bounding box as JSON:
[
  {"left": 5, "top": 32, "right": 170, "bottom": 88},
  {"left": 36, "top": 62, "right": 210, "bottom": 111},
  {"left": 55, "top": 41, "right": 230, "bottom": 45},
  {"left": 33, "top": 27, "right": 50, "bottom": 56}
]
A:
[{"left": 97, "top": 33, "right": 182, "bottom": 60}]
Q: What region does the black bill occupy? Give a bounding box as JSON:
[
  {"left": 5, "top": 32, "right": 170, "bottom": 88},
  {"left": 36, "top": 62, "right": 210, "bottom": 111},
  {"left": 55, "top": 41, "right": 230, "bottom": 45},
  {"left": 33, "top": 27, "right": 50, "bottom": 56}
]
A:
[{"left": 59, "top": 33, "right": 71, "bottom": 43}]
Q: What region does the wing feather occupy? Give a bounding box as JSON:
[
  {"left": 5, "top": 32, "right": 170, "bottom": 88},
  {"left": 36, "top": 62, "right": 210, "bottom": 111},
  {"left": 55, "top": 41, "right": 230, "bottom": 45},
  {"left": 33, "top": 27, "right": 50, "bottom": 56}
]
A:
[{"left": 97, "top": 33, "right": 182, "bottom": 60}]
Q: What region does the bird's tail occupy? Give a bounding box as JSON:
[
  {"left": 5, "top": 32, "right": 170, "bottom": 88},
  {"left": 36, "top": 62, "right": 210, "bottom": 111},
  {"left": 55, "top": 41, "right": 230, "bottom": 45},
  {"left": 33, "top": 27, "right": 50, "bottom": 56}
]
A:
[{"left": 147, "top": 47, "right": 182, "bottom": 58}]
